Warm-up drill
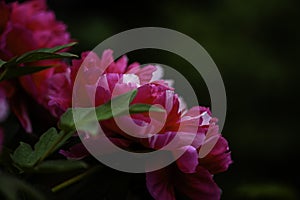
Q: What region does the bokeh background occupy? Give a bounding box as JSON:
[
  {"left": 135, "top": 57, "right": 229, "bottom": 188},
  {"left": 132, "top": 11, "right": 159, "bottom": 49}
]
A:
[{"left": 5, "top": 0, "right": 299, "bottom": 199}]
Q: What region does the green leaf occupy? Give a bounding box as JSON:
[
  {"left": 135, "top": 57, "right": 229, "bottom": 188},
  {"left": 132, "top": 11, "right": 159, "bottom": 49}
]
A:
[
  {"left": 33, "top": 128, "right": 61, "bottom": 161},
  {"left": 14, "top": 42, "right": 77, "bottom": 63},
  {"left": 58, "top": 90, "right": 164, "bottom": 133},
  {"left": 33, "top": 41, "right": 77, "bottom": 53},
  {"left": 10, "top": 142, "right": 36, "bottom": 168},
  {"left": 0, "top": 66, "right": 51, "bottom": 81},
  {"left": 0, "top": 42, "right": 78, "bottom": 82},
  {"left": 15, "top": 51, "right": 77, "bottom": 64},
  {"left": 33, "top": 160, "right": 88, "bottom": 173},
  {"left": 58, "top": 90, "right": 138, "bottom": 131},
  {"left": 0, "top": 59, "right": 6, "bottom": 68},
  {"left": 58, "top": 90, "right": 137, "bottom": 130},
  {"left": 129, "top": 103, "right": 164, "bottom": 114},
  {"left": 11, "top": 128, "right": 74, "bottom": 169}
]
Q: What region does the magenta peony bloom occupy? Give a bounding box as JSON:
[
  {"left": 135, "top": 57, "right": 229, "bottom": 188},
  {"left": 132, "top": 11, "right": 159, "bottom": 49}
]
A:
[
  {"left": 56, "top": 50, "right": 232, "bottom": 199},
  {"left": 0, "top": 0, "right": 71, "bottom": 132}
]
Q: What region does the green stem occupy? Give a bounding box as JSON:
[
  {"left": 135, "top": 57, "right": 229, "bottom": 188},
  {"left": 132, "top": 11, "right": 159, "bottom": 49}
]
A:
[{"left": 51, "top": 165, "right": 102, "bottom": 193}]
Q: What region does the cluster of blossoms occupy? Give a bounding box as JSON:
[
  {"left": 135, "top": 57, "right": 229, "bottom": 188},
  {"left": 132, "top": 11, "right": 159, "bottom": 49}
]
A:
[{"left": 0, "top": 0, "right": 232, "bottom": 199}]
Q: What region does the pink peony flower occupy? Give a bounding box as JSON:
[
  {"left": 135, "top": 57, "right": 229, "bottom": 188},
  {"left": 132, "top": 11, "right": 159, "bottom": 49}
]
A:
[
  {"left": 18, "top": 46, "right": 230, "bottom": 199},
  {"left": 0, "top": 0, "right": 72, "bottom": 132},
  {"left": 58, "top": 50, "right": 232, "bottom": 199}
]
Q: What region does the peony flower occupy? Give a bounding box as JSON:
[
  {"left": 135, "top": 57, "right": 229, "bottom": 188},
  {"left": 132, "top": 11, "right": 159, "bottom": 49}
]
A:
[
  {"left": 0, "top": 0, "right": 71, "bottom": 132},
  {"left": 57, "top": 50, "right": 232, "bottom": 199}
]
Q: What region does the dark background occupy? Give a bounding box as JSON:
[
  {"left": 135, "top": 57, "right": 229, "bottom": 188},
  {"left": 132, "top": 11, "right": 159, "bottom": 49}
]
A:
[{"left": 5, "top": 0, "right": 299, "bottom": 199}]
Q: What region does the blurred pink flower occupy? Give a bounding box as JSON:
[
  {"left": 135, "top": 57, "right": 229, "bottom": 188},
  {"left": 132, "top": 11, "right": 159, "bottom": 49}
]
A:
[
  {"left": 0, "top": 0, "right": 72, "bottom": 132},
  {"left": 0, "top": 0, "right": 70, "bottom": 60}
]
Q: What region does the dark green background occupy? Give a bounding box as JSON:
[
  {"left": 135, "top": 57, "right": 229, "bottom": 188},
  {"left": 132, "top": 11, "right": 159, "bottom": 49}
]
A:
[{"left": 3, "top": 0, "right": 299, "bottom": 199}]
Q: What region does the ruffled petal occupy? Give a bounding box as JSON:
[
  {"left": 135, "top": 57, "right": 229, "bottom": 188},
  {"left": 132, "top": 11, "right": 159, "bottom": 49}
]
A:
[{"left": 199, "top": 136, "right": 232, "bottom": 174}]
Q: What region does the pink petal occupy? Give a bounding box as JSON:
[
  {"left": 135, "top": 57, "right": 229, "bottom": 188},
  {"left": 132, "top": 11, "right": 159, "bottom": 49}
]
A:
[
  {"left": 175, "top": 146, "right": 199, "bottom": 173},
  {"left": 5, "top": 24, "right": 37, "bottom": 56},
  {"left": 146, "top": 166, "right": 176, "bottom": 200},
  {"left": 106, "top": 55, "right": 128, "bottom": 74},
  {"left": 11, "top": 96, "right": 32, "bottom": 133},
  {"left": 174, "top": 166, "right": 221, "bottom": 200},
  {"left": 128, "top": 64, "right": 157, "bottom": 85},
  {"left": 199, "top": 136, "right": 232, "bottom": 174},
  {"left": 0, "top": 1, "right": 10, "bottom": 34},
  {"left": 0, "top": 89, "right": 9, "bottom": 122},
  {"left": 59, "top": 143, "right": 89, "bottom": 160}
]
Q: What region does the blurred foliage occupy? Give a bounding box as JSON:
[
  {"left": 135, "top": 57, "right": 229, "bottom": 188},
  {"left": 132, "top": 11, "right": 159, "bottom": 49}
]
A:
[{"left": 235, "top": 182, "right": 298, "bottom": 200}]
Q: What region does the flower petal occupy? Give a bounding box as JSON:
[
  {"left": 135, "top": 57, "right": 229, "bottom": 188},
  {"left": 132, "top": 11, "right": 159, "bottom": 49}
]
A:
[
  {"left": 59, "top": 143, "right": 89, "bottom": 160},
  {"left": 11, "top": 95, "right": 32, "bottom": 133},
  {"left": 199, "top": 136, "right": 232, "bottom": 174},
  {"left": 175, "top": 166, "right": 221, "bottom": 200},
  {"left": 146, "top": 166, "right": 176, "bottom": 200},
  {"left": 175, "top": 146, "right": 199, "bottom": 173}
]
